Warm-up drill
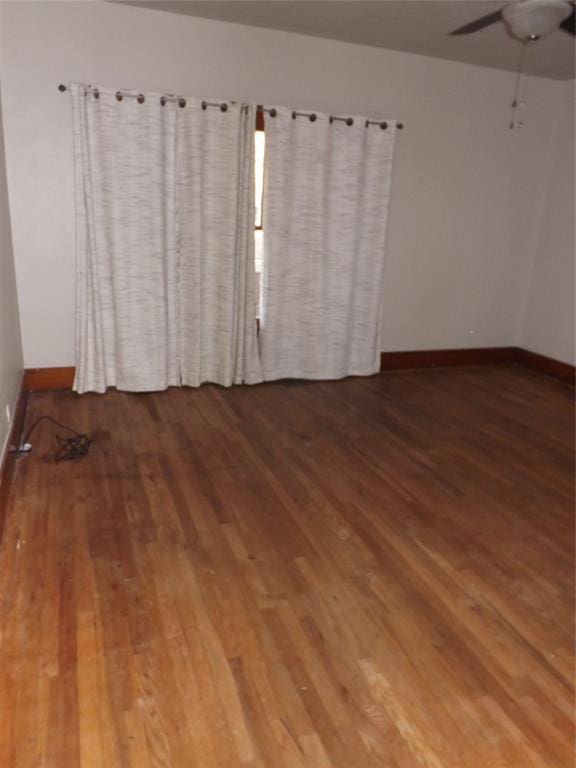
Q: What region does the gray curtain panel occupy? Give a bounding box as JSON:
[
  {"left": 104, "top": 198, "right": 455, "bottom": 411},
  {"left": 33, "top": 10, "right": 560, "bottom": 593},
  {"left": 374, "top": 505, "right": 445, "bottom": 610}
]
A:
[
  {"left": 259, "top": 108, "right": 396, "bottom": 381},
  {"left": 72, "top": 85, "right": 261, "bottom": 393},
  {"left": 72, "top": 84, "right": 180, "bottom": 394},
  {"left": 177, "top": 102, "right": 262, "bottom": 387}
]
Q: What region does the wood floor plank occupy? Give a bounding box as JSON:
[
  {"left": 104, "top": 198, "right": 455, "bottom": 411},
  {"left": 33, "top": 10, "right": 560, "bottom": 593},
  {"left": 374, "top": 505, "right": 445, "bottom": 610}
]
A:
[{"left": 0, "top": 367, "right": 573, "bottom": 767}]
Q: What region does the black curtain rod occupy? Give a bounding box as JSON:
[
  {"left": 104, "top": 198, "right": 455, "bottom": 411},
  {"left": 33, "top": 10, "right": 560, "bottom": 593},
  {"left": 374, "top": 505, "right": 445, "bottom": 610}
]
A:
[
  {"left": 58, "top": 85, "right": 404, "bottom": 128},
  {"left": 290, "top": 108, "right": 403, "bottom": 129},
  {"left": 58, "top": 84, "right": 187, "bottom": 106}
]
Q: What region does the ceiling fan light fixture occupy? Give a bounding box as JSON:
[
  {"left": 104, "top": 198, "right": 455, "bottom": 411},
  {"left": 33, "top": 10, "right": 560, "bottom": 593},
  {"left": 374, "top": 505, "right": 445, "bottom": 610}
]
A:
[{"left": 502, "top": 0, "right": 573, "bottom": 40}]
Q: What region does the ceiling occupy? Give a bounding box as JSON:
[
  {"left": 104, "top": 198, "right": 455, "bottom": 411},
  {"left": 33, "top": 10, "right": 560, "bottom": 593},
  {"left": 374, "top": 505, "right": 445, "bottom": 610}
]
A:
[{"left": 118, "top": 1, "right": 575, "bottom": 80}]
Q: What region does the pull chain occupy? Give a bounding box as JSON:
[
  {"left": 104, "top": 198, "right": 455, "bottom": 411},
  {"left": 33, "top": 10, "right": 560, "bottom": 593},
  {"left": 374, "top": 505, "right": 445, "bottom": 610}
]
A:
[{"left": 509, "top": 37, "right": 535, "bottom": 130}]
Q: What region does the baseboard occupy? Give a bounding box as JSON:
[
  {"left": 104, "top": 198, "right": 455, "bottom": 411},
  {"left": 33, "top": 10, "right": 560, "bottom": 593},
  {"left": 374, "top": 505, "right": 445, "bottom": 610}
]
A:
[
  {"left": 24, "top": 366, "right": 75, "bottom": 392},
  {"left": 24, "top": 349, "right": 575, "bottom": 393},
  {"left": 380, "top": 347, "right": 516, "bottom": 371},
  {"left": 513, "top": 348, "right": 575, "bottom": 387},
  {"left": 0, "top": 376, "right": 27, "bottom": 545},
  {"left": 380, "top": 346, "right": 575, "bottom": 386},
  {"left": 0, "top": 374, "right": 27, "bottom": 493}
]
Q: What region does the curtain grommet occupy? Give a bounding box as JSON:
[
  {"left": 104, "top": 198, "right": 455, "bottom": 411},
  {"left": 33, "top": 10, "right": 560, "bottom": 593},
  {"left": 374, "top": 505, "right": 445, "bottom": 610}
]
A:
[
  {"left": 201, "top": 101, "right": 207, "bottom": 110},
  {"left": 160, "top": 96, "right": 167, "bottom": 106},
  {"left": 397, "top": 123, "right": 404, "bottom": 130},
  {"left": 269, "top": 108, "right": 277, "bottom": 117},
  {"left": 178, "top": 98, "right": 186, "bottom": 108},
  {"left": 346, "top": 117, "right": 354, "bottom": 126},
  {"left": 58, "top": 84, "right": 66, "bottom": 92},
  {"left": 220, "top": 103, "right": 228, "bottom": 112},
  {"left": 115, "top": 91, "right": 123, "bottom": 102},
  {"left": 93, "top": 89, "right": 100, "bottom": 100},
  {"left": 329, "top": 116, "right": 334, "bottom": 124},
  {"left": 309, "top": 113, "right": 317, "bottom": 122},
  {"left": 380, "top": 121, "right": 388, "bottom": 130},
  {"left": 137, "top": 94, "right": 145, "bottom": 104},
  {"left": 292, "top": 111, "right": 296, "bottom": 120}
]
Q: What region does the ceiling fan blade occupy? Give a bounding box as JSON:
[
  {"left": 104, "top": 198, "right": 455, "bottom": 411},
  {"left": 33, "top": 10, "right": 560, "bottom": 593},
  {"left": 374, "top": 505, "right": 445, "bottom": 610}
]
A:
[
  {"left": 559, "top": 5, "right": 575, "bottom": 34},
  {"left": 448, "top": 9, "right": 504, "bottom": 35}
]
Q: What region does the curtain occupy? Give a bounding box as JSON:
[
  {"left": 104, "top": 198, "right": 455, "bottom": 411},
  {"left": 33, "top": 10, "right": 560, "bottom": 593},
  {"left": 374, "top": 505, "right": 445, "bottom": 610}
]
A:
[
  {"left": 72, "top": 86, "right": 261, "bottom": 393},
  {"left": 177, "top": 103, "right": 262, "bottom": 387},
  {"left": 72, "top": 84, "right": 180, "bottom": 394},
  {"left": 259, "top": 108, "right": 396, "bottom": 381}
]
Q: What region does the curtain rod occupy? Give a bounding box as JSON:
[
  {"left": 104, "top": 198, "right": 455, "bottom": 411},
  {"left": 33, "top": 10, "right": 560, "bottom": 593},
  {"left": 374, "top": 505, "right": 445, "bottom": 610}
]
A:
[
  {"left": 292, "top": 109, "right": 403, "bottom": 130},
  {"left": 58, "top": 85, "right": 404, "bottom": 129}
]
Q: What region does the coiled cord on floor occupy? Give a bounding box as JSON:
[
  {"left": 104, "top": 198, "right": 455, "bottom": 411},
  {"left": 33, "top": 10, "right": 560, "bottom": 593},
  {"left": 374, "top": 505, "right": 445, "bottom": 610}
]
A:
[{"left": 13, "top": 415, "right": 92, "bottom": 462}]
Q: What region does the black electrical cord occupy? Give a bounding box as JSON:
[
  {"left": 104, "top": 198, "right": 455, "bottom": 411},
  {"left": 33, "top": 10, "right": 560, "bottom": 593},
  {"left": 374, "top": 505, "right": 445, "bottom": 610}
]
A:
[{"left": 13, "top": 415, "right": 92, "bottom": 462}]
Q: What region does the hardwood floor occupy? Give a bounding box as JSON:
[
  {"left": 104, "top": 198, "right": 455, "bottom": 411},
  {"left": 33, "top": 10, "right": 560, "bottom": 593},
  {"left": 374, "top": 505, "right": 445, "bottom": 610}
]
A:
[{"left": 0, "top": 366, "right": 573, "bottom": 767}]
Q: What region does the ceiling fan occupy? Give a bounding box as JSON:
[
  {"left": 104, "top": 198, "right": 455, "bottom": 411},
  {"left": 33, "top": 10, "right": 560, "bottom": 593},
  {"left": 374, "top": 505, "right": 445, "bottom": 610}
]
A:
[{"left": 449, "top": 0, "right": 575, "bottom": 40}]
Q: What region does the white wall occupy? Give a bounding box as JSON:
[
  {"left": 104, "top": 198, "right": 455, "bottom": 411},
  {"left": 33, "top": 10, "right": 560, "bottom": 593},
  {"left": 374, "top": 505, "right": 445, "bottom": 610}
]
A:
[
  {"left": 0, "top": 82, "right": 23, "bottom": 463},
  {"left": 519, "top": 81, "right": 575, "bottom": 365},
  {"left": 0, "top": 1, "right": 571, "bottom": 367}
]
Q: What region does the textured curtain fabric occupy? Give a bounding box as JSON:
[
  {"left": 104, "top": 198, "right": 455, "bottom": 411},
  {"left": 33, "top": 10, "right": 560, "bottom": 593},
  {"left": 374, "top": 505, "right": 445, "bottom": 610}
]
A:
[
  {"left": 72, "top": 84, "right": 180, "bottom": 394},
  {"left": 178, "top": 103, "right": 262, "bottom": 387},
  {"left": 72, "top": 86, "right": 261, "bottom": 393},
  {"left": 259, "top": 109, "right": 396, "bottom": 381}
]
